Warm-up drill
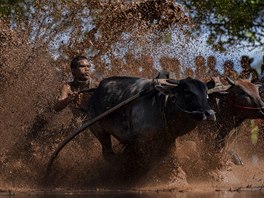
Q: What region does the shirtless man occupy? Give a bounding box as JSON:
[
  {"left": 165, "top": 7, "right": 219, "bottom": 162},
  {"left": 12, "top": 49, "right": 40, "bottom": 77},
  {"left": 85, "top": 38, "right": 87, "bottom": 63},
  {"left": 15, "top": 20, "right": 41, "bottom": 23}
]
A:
[
  {"left": 239, "top": 55, "right": 258, "bottom": 82},
  {"left": 54, "top": 55, "right": 96, "bottom": 127}
]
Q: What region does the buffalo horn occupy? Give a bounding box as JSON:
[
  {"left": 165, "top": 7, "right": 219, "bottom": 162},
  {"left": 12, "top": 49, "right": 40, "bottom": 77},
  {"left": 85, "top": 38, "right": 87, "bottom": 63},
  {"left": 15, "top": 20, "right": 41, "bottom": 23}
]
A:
[
  {"left": 254, "top": 83, "right": 262, "bottom": 88},
  {"left": 226, "top": 77, "right": 235, "bottom": 85}
]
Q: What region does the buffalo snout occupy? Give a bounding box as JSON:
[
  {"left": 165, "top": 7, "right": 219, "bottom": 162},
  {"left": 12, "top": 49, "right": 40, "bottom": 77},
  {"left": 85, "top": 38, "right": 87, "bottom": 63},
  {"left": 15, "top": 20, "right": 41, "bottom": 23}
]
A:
[
  {"left": 186, "top": 109, "right": 216, "bottom": 121},
  {"left": 204, "top": 109, "right": 216, "bottom": 121}
]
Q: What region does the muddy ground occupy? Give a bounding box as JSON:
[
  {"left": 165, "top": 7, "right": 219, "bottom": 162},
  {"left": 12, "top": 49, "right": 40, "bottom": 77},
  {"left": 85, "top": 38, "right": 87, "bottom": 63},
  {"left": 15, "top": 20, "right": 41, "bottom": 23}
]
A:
[
  {"left": 0, "top": 111, "right": 263, "bottom": 193},
  {"left": 0, "top": 20, "right": 264, "bottom": 194}
]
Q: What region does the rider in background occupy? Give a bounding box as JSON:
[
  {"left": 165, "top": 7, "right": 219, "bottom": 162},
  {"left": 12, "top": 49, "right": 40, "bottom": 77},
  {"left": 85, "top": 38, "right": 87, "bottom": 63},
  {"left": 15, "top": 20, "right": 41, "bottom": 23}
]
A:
[{"left": 239, "top": 55, "right": 259, "bottom": 82}]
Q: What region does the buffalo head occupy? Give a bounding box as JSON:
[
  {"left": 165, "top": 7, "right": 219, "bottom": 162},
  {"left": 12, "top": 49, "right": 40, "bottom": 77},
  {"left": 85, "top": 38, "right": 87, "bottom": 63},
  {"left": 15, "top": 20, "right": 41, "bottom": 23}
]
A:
[
  {"left": 155, "top": 77, "right": 216, "bottom": 121},
  {"left": 226, "top": 77, "right": 264, "bottom": 118},
  {"left": 209, "top": 77, "right": 264, "bottom": 119}
]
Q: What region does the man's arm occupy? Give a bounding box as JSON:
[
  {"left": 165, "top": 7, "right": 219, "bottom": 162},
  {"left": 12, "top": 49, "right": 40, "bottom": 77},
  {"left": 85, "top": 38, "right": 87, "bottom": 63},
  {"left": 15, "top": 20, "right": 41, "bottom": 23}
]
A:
[{"left": 53, "top": 84, "right": 76, "bottom": 112}]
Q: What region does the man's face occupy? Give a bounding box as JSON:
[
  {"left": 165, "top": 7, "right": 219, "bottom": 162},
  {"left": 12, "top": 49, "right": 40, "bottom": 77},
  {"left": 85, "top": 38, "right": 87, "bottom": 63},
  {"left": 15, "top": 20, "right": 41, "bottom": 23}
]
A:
[
  {"left": 73, "top": 59, "right": 91, "bottom": 81},
  {"left": 208, "top": 57, "right": 216, "bottom": 70}
]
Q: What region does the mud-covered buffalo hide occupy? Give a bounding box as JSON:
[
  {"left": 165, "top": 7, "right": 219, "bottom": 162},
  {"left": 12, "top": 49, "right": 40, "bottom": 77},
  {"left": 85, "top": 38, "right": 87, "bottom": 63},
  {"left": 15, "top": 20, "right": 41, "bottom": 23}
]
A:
[
  {"left": 88, "top": 76, "right": 216, "bottom": 161},
  {"left": 199, "top": 77, "right": 264, "bottom": 165}
]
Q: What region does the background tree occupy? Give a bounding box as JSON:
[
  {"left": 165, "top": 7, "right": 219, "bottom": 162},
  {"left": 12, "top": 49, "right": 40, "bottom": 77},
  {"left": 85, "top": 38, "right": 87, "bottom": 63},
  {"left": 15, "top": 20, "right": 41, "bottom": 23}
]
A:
[
  {"left": 179, "top": 0, "right": 264, "bottom": 51},
  {"left": 0, "top": 0, "right": 27, "bottom": 17},
  {"left": 2, "top": 0, "right": 263, "bottom": 53}
]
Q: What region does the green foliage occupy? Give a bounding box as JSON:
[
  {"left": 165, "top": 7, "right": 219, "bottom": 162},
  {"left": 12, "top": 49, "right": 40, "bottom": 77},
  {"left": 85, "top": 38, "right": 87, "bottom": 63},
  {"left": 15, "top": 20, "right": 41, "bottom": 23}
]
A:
[
  {"left": 165, "top": 32, "right": 172, "bottom": 44},
  {"left": 0, "top": 0, "right": 28, "bottom": 17},
  {"left": 179, "top": 0, "right": 264, "bottom": 50}
]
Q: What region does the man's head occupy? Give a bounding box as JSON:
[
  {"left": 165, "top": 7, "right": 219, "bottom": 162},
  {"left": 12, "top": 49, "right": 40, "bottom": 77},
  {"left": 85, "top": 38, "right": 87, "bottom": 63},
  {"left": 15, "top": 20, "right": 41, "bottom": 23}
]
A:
[
  {"left": 223, "top": 60, "right": 234, "bottom": 72},
  {"left": 184, "top": 68, "right": 194, "bottom": 78},
  {"left": 207, "top": 55, "right": 216, "bottom": 70},
  {"left": 195, "top": 55, "right": 206, "bottom": 67},
  {"left": 71, "top": 56, "right": 91, "bottom": 81},
  {"left": 240, "top": 55, "right": 253, "bottom": 69}
]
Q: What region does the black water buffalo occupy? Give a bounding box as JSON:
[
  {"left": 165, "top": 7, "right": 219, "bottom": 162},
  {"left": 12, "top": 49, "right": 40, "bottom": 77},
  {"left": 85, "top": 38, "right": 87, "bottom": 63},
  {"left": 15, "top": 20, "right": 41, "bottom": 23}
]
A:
[
  {"left": 199, "top": 77, "right": 264, "bottom": 165},
  {"left": 84, "top": 76, "right": 216, "bottom": 161}
]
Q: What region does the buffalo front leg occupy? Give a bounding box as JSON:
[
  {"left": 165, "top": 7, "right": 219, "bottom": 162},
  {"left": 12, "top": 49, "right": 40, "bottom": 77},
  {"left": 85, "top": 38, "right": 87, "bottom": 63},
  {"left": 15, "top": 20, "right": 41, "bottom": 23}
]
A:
[
  {"left": 94, "top": 131, "right": 115, "bottom": 162},
  {"left": 215, "top": 129, "right": 243, "bottom": 166}
]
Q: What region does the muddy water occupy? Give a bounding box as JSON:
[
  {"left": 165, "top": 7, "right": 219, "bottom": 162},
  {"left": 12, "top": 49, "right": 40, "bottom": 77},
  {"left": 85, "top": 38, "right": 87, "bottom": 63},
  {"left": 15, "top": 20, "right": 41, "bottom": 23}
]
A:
[
  {"left": 1, "top": 6, "right": 264, "bottom": 195},
  {"left": 1, "top": 190, "right": 264, "bottom": 198}
]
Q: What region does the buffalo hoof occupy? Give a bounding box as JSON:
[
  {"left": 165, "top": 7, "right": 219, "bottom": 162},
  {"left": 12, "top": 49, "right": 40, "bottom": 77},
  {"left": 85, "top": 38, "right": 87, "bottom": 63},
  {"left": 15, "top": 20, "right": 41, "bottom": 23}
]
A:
[{"left": 229, "top": 149, "right": 244, "bottom": 165}]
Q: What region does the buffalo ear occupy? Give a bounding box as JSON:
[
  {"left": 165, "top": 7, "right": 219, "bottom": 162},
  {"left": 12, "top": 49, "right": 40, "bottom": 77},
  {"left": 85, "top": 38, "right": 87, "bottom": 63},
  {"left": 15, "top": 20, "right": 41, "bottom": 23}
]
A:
[
  {"left": 226, "top": 77, "right": 235, "bottom": 85},
  {"left": 207, "top": 79, "right": 215, "bottom": 90}
]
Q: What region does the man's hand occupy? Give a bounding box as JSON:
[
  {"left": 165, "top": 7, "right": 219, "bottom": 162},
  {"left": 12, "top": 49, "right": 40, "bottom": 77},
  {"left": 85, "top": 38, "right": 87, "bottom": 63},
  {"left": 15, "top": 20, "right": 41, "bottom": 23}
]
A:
[{"left": 68, "top": 91, "right": 79, "bottom": 102}]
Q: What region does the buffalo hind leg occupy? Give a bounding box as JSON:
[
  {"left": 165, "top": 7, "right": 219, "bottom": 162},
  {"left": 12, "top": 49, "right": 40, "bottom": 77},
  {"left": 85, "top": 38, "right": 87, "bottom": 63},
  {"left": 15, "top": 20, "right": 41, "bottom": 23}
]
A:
[{"left": 94, "top": 131, "right": 115, "bottom": 162}]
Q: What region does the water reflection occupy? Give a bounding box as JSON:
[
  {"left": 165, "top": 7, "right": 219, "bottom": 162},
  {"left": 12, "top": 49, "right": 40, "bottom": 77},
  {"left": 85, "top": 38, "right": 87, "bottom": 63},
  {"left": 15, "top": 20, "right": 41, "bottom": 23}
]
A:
[{"left": 4, "top": 190, "right": 264, "bottom": 198}]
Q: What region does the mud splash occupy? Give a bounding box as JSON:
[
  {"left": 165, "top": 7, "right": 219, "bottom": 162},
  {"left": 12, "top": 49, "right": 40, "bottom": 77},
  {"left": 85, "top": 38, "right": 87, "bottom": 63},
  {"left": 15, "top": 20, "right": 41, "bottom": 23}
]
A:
[{"left": 1, "top": 2, "right": 264, "bottom": 194}]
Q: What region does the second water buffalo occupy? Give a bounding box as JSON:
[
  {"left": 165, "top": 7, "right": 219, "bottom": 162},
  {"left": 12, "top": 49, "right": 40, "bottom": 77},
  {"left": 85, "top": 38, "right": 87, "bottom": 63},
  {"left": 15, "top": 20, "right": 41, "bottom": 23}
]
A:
[{"left": 199, "top": 77, "right": 264, "bottom": 165}]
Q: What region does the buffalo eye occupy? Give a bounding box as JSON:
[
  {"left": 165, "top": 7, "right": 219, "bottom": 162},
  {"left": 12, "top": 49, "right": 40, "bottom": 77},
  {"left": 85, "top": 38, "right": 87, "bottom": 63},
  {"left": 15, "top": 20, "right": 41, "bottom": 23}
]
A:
[{"left": 171, "top": 95, "right": 177, "bottom": 103}]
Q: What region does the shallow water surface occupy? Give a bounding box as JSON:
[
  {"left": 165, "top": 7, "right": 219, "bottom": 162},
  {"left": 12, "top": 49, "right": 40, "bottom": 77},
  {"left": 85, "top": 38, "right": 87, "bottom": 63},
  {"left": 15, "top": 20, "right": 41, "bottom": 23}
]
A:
[{"left": 3, "top": 190, "right": 264, "bottom": 198}]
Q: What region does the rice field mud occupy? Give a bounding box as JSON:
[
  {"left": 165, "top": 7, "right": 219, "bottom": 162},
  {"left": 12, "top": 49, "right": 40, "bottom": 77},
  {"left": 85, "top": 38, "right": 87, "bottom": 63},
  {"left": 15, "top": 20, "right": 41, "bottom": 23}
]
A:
[{"left": 1, "top": 3, "right": 264, "bottom": 196}]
